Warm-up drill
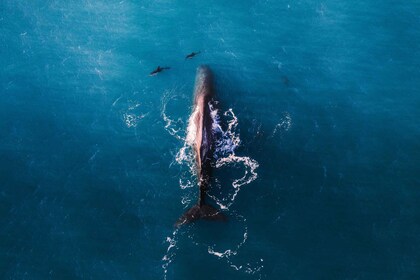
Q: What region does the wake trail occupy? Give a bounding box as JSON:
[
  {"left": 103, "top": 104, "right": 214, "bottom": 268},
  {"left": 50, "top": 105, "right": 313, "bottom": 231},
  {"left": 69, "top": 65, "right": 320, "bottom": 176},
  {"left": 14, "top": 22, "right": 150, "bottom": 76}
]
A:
[{"left": 161, "top": 93, "right": 262, "bottom": 278}]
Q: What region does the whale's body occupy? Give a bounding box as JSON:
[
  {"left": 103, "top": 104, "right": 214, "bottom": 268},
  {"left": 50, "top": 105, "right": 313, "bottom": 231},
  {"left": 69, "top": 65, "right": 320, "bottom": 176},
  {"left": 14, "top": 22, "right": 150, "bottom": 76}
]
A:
[{"left": 175, "top": 66, "right": 226, "bottom": 227}]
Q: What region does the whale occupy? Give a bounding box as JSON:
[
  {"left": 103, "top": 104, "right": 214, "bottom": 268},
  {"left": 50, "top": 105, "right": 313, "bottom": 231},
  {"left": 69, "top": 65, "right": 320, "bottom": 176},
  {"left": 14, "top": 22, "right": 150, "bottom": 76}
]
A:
[{"left": 175, "top": 66, "right": 226, "bottom": 227}]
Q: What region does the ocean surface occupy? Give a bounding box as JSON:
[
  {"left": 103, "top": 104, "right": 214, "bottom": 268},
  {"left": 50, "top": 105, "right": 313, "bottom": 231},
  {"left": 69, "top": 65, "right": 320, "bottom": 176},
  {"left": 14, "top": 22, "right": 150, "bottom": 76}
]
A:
[{"left": 1, "top": 0, "right": 420, "bottom": 279}]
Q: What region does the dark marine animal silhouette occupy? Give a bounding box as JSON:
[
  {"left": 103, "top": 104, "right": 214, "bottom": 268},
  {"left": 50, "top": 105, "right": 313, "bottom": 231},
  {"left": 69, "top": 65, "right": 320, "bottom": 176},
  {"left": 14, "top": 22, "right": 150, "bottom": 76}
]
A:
[
  {"left": 149, "top": 66, "right": 170, "bottom": 76},
  {"left": 185, "top": 51, "right": 201, "bottom": 59},
  {"left": 175, "top": 66, "right": 226, "bottom": 227}
]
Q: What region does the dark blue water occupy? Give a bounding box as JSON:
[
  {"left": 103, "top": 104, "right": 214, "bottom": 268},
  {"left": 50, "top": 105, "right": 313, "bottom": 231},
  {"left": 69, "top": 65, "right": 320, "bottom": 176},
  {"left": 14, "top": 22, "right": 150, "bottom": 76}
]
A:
[{"left": 1, "top": 1, "right": 420, "bottom": 279}]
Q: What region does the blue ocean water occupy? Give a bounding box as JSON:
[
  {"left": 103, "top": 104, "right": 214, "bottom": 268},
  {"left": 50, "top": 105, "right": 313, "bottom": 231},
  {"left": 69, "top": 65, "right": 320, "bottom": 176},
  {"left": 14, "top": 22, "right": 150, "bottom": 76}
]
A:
[{"left": 1, "top": 0, "right": 420, "bottom": 279}]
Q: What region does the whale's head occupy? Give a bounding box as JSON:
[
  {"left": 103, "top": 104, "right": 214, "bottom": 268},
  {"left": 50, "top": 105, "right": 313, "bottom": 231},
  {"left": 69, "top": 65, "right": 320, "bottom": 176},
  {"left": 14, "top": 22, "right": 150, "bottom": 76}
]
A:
[
  {"left": 194, "top": 65, "right": 214, "bottom": 101},
  {"left": 196, "top": 65, "right": 211, "bottom": 79}
]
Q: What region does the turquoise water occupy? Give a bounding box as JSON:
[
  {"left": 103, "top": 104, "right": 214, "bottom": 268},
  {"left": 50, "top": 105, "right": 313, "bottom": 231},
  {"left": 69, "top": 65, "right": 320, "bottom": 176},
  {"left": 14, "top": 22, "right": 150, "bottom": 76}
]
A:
[{"left": 1, "top": 0, "right": 420, "bottom": 279}]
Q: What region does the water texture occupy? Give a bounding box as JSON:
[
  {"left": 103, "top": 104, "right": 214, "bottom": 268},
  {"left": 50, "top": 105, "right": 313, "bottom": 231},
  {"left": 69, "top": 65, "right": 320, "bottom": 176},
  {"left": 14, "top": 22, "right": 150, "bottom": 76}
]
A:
[{"left": 1, "top": 0, "right": 420, "bottom": 279}]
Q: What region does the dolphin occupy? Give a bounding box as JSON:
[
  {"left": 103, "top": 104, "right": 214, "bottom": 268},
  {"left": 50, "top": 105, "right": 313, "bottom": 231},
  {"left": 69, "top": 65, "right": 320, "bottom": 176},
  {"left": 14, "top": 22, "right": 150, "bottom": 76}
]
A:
[
  {"left": 185, "top": 51, "right": 201, "bottom": 59},
  {"left": 175, "top": 65, "right": 226, "bottom": 227},
  {"left": 149, "top": 66, "right": 170, "bottom": 76}
]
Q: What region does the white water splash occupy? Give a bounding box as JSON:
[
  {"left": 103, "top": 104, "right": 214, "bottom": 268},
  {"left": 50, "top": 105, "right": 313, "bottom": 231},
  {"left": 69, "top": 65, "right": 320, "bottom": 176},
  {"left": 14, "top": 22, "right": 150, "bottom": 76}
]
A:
[
  {"left": 208, "top": 104, "right": 260, "bottom": 209},
  {"left": 162, "top": 229, "right": 179, "bottom": 280},
  {"left": 161, "top": 95, "right": 261, "bottom": 278},
  {"left": 213, "top": 154, "right": 259, "bottom": 209},
  {"left": 211, "top": 107, "right": 241, "bottom": 157},
  {"left": 179, "top": 177, "right": 194, "bottom": 190},
  {"left": 207, "top": 214, "right": 248, "bottom": 259},
  {"left": 123, "top": 112, "right": 147, "bottom": 128},
  {"left": 181, "top": 195, "right": 192, "bottom": 206},
  {"left": 161, "top": 90, "right": 185, "bottom": 141},
  {"left": 122, "top": 100, "right": 148, "bottom": 128},
  {"left": 207, "top": 214, "right": 264, "bottom": 279},
  {"left": 271, "top": 111, "right": 292, "bottom": 137}
]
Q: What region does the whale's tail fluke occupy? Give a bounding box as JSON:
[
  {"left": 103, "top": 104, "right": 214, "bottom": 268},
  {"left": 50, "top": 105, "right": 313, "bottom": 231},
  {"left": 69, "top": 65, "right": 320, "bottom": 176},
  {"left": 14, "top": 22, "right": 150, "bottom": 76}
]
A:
[{"left": 175, "top": 203, "right": 227, "bottom": 227}]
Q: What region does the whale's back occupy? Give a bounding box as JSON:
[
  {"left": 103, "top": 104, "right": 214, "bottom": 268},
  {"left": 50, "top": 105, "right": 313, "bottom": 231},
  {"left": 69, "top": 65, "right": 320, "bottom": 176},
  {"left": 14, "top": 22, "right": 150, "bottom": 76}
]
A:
[{"left": 192, "top": 66, "right": 214, "bottom": 171}]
